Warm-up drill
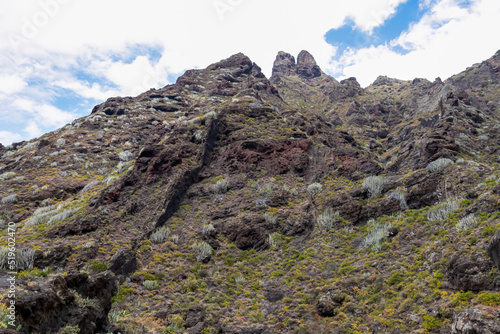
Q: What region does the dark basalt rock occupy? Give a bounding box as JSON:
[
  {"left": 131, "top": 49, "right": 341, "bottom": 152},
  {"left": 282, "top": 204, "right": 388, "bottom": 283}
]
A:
[
  {"left": 271, "top": 51, "right": 296, "bottom": 77},
  {"left": 316, "top": 291, "right": 344, "bottom": 317},
  {"left": 447, "top": 253, "right": 492, "bottom": 291},
  {"left": 451, "top": 308, "right": 500, "bottom": 333},
  {"left": 15, "top": 272, "right": 116, "bottom": 334},
  {"left": 108, "top": 248, "right": 138, "bottom": 276},
  {"left": 296, "top": 50, "right": 322, "bottom": 79},
  {"left": 488, "top": 230, "right": 500, "bottom": 270}
]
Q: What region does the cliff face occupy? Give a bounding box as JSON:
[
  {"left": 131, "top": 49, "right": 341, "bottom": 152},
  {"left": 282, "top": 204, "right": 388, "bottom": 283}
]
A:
[{"left": 0, "top": 50, "right": 499, "bottom": 333}]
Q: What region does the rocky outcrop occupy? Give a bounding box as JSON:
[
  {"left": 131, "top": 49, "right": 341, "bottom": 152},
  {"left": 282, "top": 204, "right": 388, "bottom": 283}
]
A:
[
  {"left": 108, "top": 248, "right": 138, "bottom": 276},
  {"left": 488, "top": 230, "right": 500, "bottom": 270},
  {"left": 451, "top": 307, "right": 500, "bottom": 333},
  {"left": 296, "top": 50, "right": 322, "bottom": 79},
  {"left": 15, "top": 272, "right": 116, "bottom": 334},
  {"left": 447, "top": 253, "right": 493, "bottom": 291},
  {"left": 316, "top": 291, "right": 344, "bottom": 317},
  {"left": 271, "top": 51, "right": 296, "bottom": 77}
]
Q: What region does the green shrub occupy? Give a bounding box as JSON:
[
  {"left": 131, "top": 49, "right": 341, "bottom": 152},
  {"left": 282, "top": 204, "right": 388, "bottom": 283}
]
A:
[
  {"left": 422, "top": 314, "right": 441, "bottom": 331},
  {"left": 478, "top": 292, "right": 500, "bottom": 306},
  {"left": 388, "top": 271, "right": 404, "bottom": 285},
  {"left": 89, "top": 260, "right": 107, "bottom": 273},
  {"left": 224, "top": 254, "right": 234, "bottom": 266},
  {"left": 60, "top": 325, "right": 79, "bottom": 334},
  {"left": 451, "top": 291, "right": 475, "bottom": 306}
]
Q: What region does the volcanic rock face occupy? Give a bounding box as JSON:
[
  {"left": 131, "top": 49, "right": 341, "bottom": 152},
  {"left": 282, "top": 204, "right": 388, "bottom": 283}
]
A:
[
  {"left": 296, "top": 50, "right": 322, "bottom": 79},
  {"left": 271, "top": 51, "right": 296, "bottom": 77},
  {"left": 1, "top": 50, "right": 500, "bottom": 333}
]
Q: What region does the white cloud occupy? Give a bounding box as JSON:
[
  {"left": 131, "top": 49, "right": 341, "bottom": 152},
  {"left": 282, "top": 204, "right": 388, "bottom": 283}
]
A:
[
  {"left": 0, "top": 131, "right": 23, "bottom": 146},
  {"left": 335, "top": 0, "right": 500, "bottom": 86},
  {"left": 12, "top": 98, "right": 75, "bottom": 127},
  {"left": 0, "top": 74, "right": 27, "bottom": 94},
  {"left": 0, "top": 0, "right": 498, "bottom": 144},
  {"left": 24, "top": 121, "right": 43, "bottom": 138}
]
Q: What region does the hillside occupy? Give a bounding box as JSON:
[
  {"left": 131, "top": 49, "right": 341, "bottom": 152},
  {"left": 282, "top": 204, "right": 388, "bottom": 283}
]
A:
[{"left": 0, "top": 49, "right": 499, "bottom": 334}]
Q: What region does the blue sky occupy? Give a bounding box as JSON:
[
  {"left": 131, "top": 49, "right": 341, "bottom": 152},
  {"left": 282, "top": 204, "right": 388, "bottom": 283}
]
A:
[
  {"left": 326, "top": 0, "right": 425, "bottom": 58},
  {"left": 0, "top": 0, "right": 499, "bottom": 145}
]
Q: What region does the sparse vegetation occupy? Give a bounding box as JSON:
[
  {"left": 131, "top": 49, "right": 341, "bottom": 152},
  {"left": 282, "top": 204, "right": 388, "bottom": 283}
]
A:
[
  {"left": 0, "top": 172, "right": 16, "bottom": 181},
  {"left": 387, "top": 187, "right": 408, "bottom": 209},
  {"left": 202, "top": 223, "right": 216, "bottom": 236},
  {"left": 192, "top": 241, "right": 213, "bottom": 262},
  {"left": 143, "top": 280, "right": 159, "bottom": 290},
  {"left": 262, "top": 213, "right": 277, "bottom": 225},
  {"left": 360, "top": 220, "right": 391, "bottom": 252},
  {"left": 362, "top": 176, "right": 387, "bottom": 199},
  {"left": 316, "top": 208, "right": 340, "bottom": 231},
  {"left": 0, "top": 194, "right": 17, "bottom": 204},
  {"left": 427, "top": 198, "right": 460, "bottom": 221},
  {"left": 426, "top": 158, "right": 453, "bottom": 173},
  {"left": 150, "top": 227, "right": 171, "bottom": 243},
  {"left": 212, "top": 178, "right": 229, "bottom": 195},
  {"left": 456, "top": 214, "right": 479, "bottom": 231}
]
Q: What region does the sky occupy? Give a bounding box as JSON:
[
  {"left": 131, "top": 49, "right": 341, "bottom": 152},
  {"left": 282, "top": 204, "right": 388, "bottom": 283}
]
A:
[{"left": 0, "top": 0, "right": 499, "bottom": 145}]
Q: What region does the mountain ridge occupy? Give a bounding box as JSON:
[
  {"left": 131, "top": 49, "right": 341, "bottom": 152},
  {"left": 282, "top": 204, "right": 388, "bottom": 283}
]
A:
[{"left": 0, "top": 49, "right": 499, "bottom": 334}]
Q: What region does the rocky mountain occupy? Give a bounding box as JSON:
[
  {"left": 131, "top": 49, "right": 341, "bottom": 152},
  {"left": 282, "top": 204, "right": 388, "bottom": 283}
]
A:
[{"left": 0, "top": 49, "right": 499, "bottom": 334}]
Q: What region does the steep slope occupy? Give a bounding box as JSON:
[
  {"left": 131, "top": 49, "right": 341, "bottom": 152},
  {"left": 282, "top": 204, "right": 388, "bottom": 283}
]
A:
[{"left": 0, "top": 50, "right": 499, "bottom": 334}]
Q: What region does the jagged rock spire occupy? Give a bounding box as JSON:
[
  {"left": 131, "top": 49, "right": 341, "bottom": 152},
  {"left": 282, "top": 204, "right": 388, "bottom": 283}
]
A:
[
  {"left": 271, "top": 50, "right": 322, "bottom": 79},
  {"left": 296, "top": 50, "right": 321, "bottom": 79},
  {"left": 271, "top": 51, "right": 296, "bottom": 77}
]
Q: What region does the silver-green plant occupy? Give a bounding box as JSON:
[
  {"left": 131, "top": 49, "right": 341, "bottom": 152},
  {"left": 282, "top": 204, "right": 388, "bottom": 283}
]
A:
[
  {"left": 361, "top": 220, "right": 392, "bottom": 252},
  {"left": 143, "top": 280, "right": 159, "bottom": 290},
  {"left": 262, "top": 213, "right": 277, "bottom": 225},
  {"left": 317, "top": 208, "right": 340, "bottom": 231},
  {"left": 258, "top": 184, "right": 274, "bottom": 197},
  {"left": 426, "top": 158, "right": 453, "bottom": 173},
  {"left": 456, "top": 214, "right": 479, "bottom": 231},
  {"left": 0, "top": 172, "right": 16, "bottom": 181},
  {"left": 307, "top": 183, "right": 323, "bottom": 196},
  {"left": 192, "top": 241, "right": 213, "bottom": 262},
  {"left": 427, "top": 199, "right": 460, "bottom": 222},
  {"left": 202, "top": 223, "right": 216, "bottom": 236},
  {"left": 47, "top": 207, "right": 78, "bottom": 226},
  {"left": 387, "top": 187, "right": 408, "bottom": 210},
  {"left": 362, "top": 176, "right": 387, "bottom": 199},
  {"left": 0, "top": 247, "right": 8, "bottom": 270},
  {"left": 194, "top": 130, "right": 204, "bottom": 143},
  {"left": 16, "top": 248, "right": 35, "bottom": 271},
  {"left": 234, "top": 276, "right": 245, "bottom": 285},
  {"left": 24, "top": 202, "right": 77, "bottom": 228},
  {"left": 283, "top": 185, "right": 298, "bottom": 196},
  {"left": 150, "top": 227, "right": 171, "bottom": 244},
  {"left": 212, "top": 178, "right": 229, "bottom": 195},
  {"left": 1, "top": 194, "right": 17, "bottom": 204},
  {"left": 268, "top": 232, "right": 282, "bottom": 248},
  {"left": 118, "top": 150, "right": 133, "bottom": 162}
]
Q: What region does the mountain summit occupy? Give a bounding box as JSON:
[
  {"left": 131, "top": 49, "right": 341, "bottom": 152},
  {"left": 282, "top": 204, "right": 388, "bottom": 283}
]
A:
[{"left": 0, "top": 50, "right": 499, "bottom": 333}]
